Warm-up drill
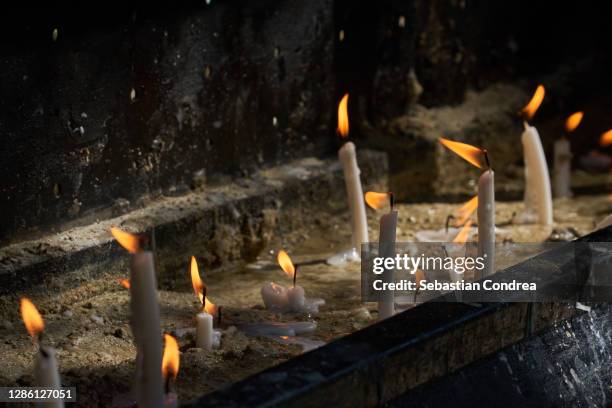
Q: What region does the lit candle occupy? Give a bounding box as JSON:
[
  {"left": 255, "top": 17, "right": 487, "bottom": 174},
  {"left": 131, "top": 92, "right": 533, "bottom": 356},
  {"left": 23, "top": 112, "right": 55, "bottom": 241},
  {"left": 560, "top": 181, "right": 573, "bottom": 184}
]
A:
[
  {"left": 365, "top": 192, "right": 397, "bottom": 319},
  {"left": 20, "top": 298, "right": 64, "bottom": 408},
  {"left": 190, "top": 256, "right": 218, "bottom": 351},
  {"left": 261, "top": 250, "right": 306, "bottom": 312},
  {"left": 520, "top": 85, "right": 553, "bottom": 225},
  {"left": 111, "top": 227, "right": 164, "bottom": 408},
  {"left": 162, "top": 334, "right": 180, "bottom": 408},
  {"left": 337, "top": 93, "right": 368, "bottom": 255},
  {"left": 440, "top": 138, "right": 495, "bottom": 278},
  {"left": 553, "top": 111, "right": 583, "bottom": 198}
]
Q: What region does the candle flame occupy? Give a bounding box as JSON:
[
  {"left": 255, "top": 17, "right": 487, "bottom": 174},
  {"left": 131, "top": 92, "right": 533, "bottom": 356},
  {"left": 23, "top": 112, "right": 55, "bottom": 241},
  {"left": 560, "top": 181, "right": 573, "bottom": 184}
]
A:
[
  {"left": 337, "top": 93, "right": 349, "bottom": 138},
  {"left": 600, "top": 130, "right": 612, "bottom": 147},
  {"left": 522, "top": 85, "right": 545, "bottom": 120},
  {"left": 190, "top": 256, "right": 205, "bottom": 305},
  {"left": 564, "top": 111, "right": 584, "bottom": 133},
  {"left": 439, "top": 138, "right": 485, "bottom": 169},
  {"left": 20, "top": 297, "right": 44, "bottom": 338},
  {"left": 110, "top": 227, "right": 140, "bottom": 254},
  {"left": 118, "top": 278, "right": 131, "bottom": 289},
  {"left": 204, "top": 297, "right": 218, "bottom": 316},
  {"left": 452, "top": 220, "right": 473, "bottom": 243},
  {"left": 453, "top": 196, "right": 478, "bottom": 226},
  {"left": 162, "top": 334, "right": 180, "bottom": 381},
  {"left": 277, "top": 250, "right": 295, "bottom": 279},
  {"left": 364, "top": 191, "right": 389, "bottom": 210}
]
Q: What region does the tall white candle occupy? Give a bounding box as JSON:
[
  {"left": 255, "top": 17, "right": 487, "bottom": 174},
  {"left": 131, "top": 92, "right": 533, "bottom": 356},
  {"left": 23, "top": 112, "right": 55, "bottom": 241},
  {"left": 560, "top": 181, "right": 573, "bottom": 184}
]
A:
[
  {"left": 553, "top": 137, "right": 572, "bottom": 198},
  {"left": 378, "top": 209, "right": 398, "bottom": 319},
  {"left": 477, "top": 168, "right": 495, "bottom": 278},
  {"left": 521, "top": 123, "right": 553, "bottom": 225},
  {"left": 337, "top": 94, "right": 368, "bottom": 253},
  {"left": 339, "top": 141, "right": 369, "bottom": 252},
  {"left": 130, "top": 252, "right": 164, "bottom": 408},
  {"left": 196, "top": 312, "right": 214, "bottom": 350},
  {"left": 35, "top": 345, "right": 64, "bottom": 408}
]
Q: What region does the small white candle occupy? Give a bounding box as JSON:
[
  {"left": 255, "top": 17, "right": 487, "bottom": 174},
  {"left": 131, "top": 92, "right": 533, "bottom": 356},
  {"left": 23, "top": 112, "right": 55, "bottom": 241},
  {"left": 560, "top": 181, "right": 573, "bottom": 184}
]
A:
[
  {"left": 365, "top": 192, "right": 397, "bottom": 320},
  {"left": 337, "top": 94, "right": 368, "bottom": 253},
  {"left": 477, "top": 166, "right": 495, "bottom": 278},
  {"left": 261, "top": 282, "right": 289, "bottom": 310},
  {"left": 261, "top": 250, "right": 311, "bottom": 313},
  {"left": 195, "top": 312, "right": 214, "bottom": 350},
  {"left": 20, "top": 298, "right": 64, "bottom": 408}
]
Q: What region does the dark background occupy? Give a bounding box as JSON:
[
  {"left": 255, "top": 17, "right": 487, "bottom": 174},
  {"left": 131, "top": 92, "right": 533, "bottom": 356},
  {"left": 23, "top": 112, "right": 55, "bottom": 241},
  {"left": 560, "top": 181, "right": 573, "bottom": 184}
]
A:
[{"left": 1, "top": 1, "right": 611, "bottom": 244}]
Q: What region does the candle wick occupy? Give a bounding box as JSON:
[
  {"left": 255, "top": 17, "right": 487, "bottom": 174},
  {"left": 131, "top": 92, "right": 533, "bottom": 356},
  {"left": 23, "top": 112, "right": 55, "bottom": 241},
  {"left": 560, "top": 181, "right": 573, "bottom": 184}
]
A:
[
  {"left": 388, "top": 192, "right": 395, "bottom": 211},
  {"left": 483, "top": 149, "right": 491, "bottom": 170},
  {"left": 445, "top": 215, "right": 455, "bottom": 233},
  {"left": 217, "top": 306, "right": 222, "bottom": 326},
  {"left": 523, "top": 121, "right": 529, "bottom": 131},
  {"left": 164, "top": 375, "right": 172, "bottom": 395},
  {"left": 293, "top": 265, "right": 298, "bottom": 288}
]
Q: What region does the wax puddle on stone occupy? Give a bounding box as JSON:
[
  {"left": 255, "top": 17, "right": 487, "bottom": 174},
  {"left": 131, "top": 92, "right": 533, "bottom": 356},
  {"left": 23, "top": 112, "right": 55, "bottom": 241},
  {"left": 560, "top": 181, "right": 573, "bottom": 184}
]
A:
[
  {"left": 271, "top": 335, "right": 326, "bottom": 352},
  {"left": 326, "top": 247, "right": 360, "bottom": 266},
  {"left": 238, "top": 321, "right": 317, "bottom": 337},
  {"left": 174, "top": 327, "right": 222, "bottom": 348}
]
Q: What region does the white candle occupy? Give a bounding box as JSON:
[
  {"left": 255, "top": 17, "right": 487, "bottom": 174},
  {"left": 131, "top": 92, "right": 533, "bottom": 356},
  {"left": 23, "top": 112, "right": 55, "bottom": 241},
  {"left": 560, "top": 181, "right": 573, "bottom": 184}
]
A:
[
  {"left": 339, "top": 141, "right": 369, "bottom": 252},
  {"left": 477, "top": 169, "right": 495, "bottom": 278},
  {"left": 35, "top": 345, "right": 64, "bottom": 408},
  {"left": 195, "top": 312, "right": 214, "bottom": 350},
  {"left": 553, "top": 137, "right": 572, "bottom": 198},
  {"left": 378, "top": 208, "right": 397, "bottom": 319},
  {"left": 521, "top": 123, "right": 553, "bottom": 225},
  {"left": 130, "top": 252, "right": 164, "bottom": 408},
  {"left": 261, "top": 282, "right": 289, "bottom": 310}
]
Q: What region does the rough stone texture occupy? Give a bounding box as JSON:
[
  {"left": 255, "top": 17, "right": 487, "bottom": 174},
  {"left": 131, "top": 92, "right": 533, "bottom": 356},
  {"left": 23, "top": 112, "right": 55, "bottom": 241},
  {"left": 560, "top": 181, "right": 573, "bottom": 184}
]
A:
[
  {"left": 0, "top": 150, "right": 386, "bottom": 295},
  {"left": 0, "top": 2, "right": 335, "bottom": 245},
  {"left": 390, "top": 304, "right": 612, "bottom": 407}
]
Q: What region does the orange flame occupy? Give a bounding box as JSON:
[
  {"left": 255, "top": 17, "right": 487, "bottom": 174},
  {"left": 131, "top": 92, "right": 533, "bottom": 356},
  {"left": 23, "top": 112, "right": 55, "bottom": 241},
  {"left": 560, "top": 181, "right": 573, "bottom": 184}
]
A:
[
  {"left": 439, "top": 138, "right": 485, "bottom": 169},
  {"left": 190, "top": 256, "right": 205, "bottom": 305},
  {"left": 453, "top": 196, "right": 478, "bottom": 226},
  {"left": 522, "top": 85, "right": 545, "bottom": 120},
  {"left": 162, "top": 333, "right": 180, "bottom": 381},
  {"left": 365, "top": 192, "right": 389, "bottom": 210},
  {"left": 110, "top": 227, "right": 140, "bottom": 254},
  {"left": 564, "top": 111, "right": 584, "bottom": 133},
  {"left": 118, "top": 278, "right": 131, "bottom": 289},
  {"left": 204, "top": 297, "right": 218, "bottom": 316},
  {"left": 452, "top": 220, "right": 473, "bottom": 243},
  {"left": 20, "top": 298, "right": 44, "bottom": 338},
  {"left": 277, "top": 250, "right": 295, "bottom": 279},
  {"left": 600, "top": 130, "right": 612, "bottom": 147},
  {"left": 337, "top": 93, "right": 349, "bottom": 138}
]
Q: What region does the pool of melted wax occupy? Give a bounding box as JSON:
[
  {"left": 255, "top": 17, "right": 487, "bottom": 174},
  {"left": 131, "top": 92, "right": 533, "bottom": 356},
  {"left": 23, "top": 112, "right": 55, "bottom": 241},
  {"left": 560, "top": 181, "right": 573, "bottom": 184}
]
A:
[{"left": 0, "top": 195, "right": 609, "bottom": 407}]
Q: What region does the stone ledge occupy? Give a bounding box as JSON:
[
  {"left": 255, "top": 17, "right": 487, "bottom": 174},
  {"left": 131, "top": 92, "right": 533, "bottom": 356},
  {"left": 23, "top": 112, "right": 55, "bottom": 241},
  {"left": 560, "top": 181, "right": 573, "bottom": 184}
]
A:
[{"left": 0, "top": 149, "right": 387, "bottom": 295}]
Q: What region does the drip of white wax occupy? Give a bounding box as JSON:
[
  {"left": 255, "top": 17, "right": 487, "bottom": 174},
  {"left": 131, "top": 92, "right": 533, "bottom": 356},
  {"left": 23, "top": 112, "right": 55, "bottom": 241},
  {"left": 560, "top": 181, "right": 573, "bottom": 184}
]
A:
[
  {"left": 35, "top": 345, "right": 64, "bottom": 408},
  {"left": 130, "top": 252, "right": 164, "bottom": 408},
  {"left": 477, "top": 169, "right": 495, "bottom": 278},
  {"left": 377, "top": 209, "right": 398, "bottom": 320},
  {"left": 338, "top": 142, "right": 368, "bottom": 254},
  {"left": 196, "top": 312, "right": 214, "bottom": 351},
  {"left": 553, "top": 138, "right": 572, "bottom": 198},
  {"left": 521, "top": 123, "right": 553, "bottom": 225}
]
